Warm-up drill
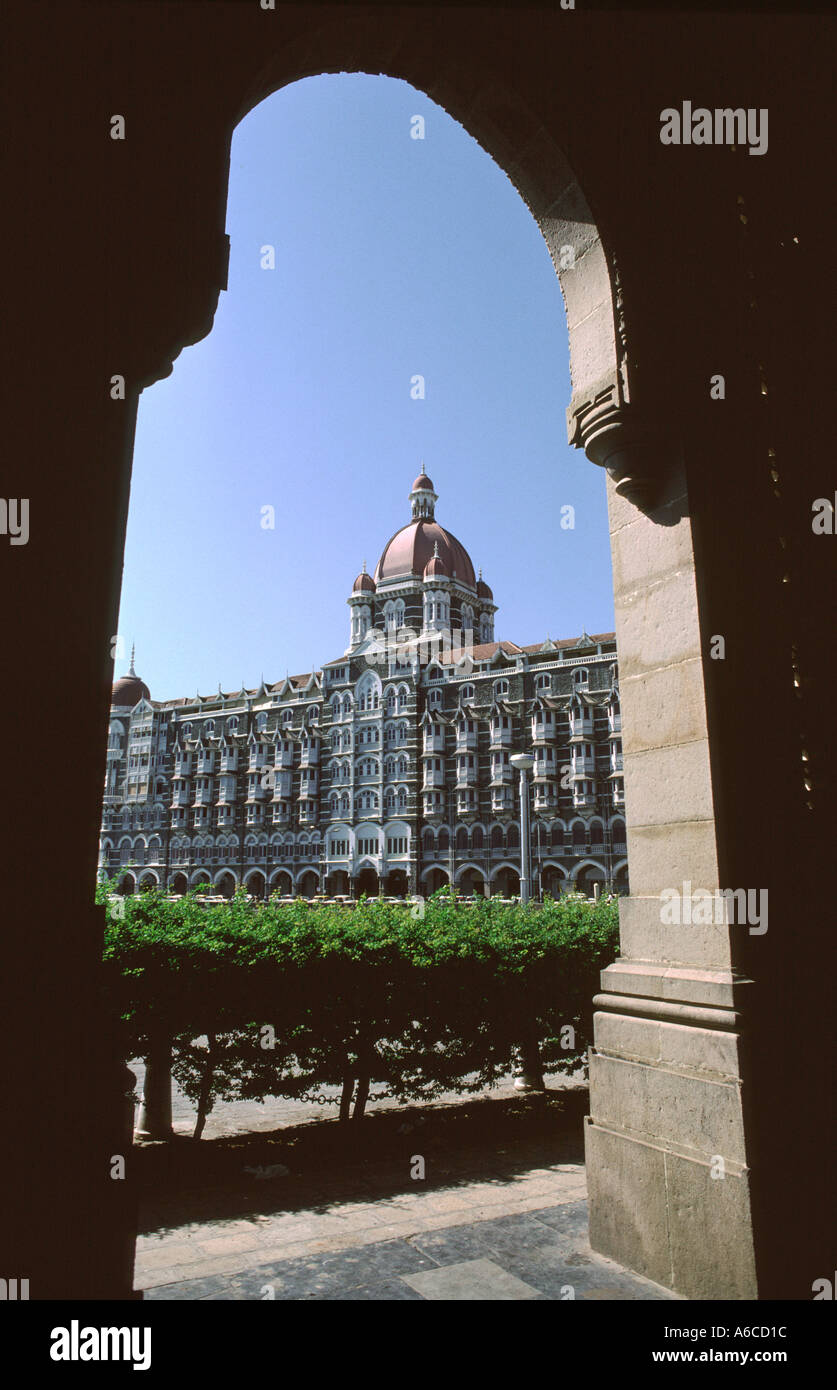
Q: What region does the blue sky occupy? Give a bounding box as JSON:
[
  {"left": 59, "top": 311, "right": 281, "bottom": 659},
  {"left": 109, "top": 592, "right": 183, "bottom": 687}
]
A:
[{"left": 117, "top": 74, "right": 614, "bottom": 702}]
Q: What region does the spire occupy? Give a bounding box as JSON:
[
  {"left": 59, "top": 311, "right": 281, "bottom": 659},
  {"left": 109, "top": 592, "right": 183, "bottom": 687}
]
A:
[
  {"left": 128, "top": 643, "right": 136, "bottom": 677},
  {"left": 433, "top": 541, "right": 440, "bottom": 559}
]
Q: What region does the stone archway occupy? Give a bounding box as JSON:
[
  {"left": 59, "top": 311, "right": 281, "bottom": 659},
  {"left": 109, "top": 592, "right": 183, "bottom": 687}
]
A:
[
  {"left": 271, "top": 870, "right": 293, "bottom": 897},
  {"left": 137, "top": 872, "right": 158, "bottom": 892},
  {"left": 384, "top": 869, "right": 408, "bottom": 897},
  {"left": 216, "top": 871, "right": 236, "bottom": 899},
  {"left": 298, "top": 870, "right": 319, "bottom": 899},
  {"left": 326, "top": 870, "right": 350, "bottom": 896},
  {"left": 542, "top": 864, "right": 567, "bottom": 899},
  {"left": 117, "top": 873, "right": 135, "bottom": 897},
  {"left": 355, "top": 866, "right": 379, "bottom": 899},
  {"left": 457, "top": 866, "right": 486, "bottom": 897},
  {"left": 491, "top": 866, "right": 520, "bottom": 898},
  {"left": 168, "top": 872, "right": 188, "bottom": 896},
  {"left": 244, "top": 871, "right": 266, "bottom": 901},
  {"left": 422, "top": 867, "right": 449, "bottom": 895}
]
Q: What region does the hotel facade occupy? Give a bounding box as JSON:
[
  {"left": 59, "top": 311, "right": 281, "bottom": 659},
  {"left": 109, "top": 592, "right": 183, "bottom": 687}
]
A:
[{"left": 100, "top": 474, "right": 627, "bottom": 899}]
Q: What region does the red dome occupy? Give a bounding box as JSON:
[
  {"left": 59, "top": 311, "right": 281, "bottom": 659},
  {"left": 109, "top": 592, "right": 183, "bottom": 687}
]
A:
[
  {"left": 412, "top": 472, "right": 435, "bottom": 493},
  {"left": 353, "top": 569, "right": 376, "bottom": 593},
  {"left": 424, "top": 546, "right": 450, "bottom": 578},
  {"left": 477, "top": 574, "right": 493, "bottom": 600},
  {"left": 375, "top": 521, "right": 476, "bottom": 587},
  {"left": 112, "top": 674, "right": 150, "bottom": 707}
]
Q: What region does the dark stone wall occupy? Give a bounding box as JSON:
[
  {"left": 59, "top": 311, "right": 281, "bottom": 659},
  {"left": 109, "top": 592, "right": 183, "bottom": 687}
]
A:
[{"left": 4, "top": 0, "right": 832, "bottom": 1297}]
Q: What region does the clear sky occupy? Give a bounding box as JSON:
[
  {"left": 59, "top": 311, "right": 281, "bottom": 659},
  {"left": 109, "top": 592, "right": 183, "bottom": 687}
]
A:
[{"left": 117, "top": 74, "right": 614, "bottom": 703}]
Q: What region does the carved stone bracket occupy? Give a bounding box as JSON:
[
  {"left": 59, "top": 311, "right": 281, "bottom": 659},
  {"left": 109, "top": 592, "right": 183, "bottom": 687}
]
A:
[{"left": 567, "top": 380, "right": 668, "bottom": 510}]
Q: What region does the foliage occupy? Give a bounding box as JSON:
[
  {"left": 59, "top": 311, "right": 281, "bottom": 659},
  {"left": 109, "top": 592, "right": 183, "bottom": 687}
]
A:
[{"left": 97, "top": 880, "right": 618, "bottom": 1134}]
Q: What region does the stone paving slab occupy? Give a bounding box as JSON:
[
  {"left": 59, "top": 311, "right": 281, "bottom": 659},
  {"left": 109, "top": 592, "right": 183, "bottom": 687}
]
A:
[
  {"left": 142, "top": 1202, "right": 678, "bottom": 1301},
  {"left": 135, "top": 1162, "right": 588, "bottom": 1289}
]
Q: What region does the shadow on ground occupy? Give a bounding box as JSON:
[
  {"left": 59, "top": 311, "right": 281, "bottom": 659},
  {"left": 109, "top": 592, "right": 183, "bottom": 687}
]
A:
[{"left": 136, "top": 1087, "right": 588, "bottom": 1237}]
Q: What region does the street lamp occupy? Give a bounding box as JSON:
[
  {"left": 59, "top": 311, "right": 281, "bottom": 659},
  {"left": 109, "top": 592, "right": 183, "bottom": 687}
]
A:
[
  {"left": 510, "top": 753, "right": 534, "bottom": 905},
  {"left": 509, "top": 750, "right": 543, "bottom": 1092}
]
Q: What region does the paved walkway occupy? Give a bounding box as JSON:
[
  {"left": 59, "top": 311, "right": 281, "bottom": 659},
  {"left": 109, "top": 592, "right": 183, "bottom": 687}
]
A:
[{"left": 133, "top": 1073, "right": 676, "bottom": 1301}]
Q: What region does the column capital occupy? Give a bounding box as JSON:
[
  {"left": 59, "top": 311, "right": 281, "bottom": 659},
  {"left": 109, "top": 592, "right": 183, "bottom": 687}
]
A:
[{"left": 567, "top": 381, "right": 668, "bottom": 510}]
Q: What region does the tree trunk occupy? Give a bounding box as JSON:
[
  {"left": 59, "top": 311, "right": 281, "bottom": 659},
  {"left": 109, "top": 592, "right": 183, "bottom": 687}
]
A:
[
  {"left": 192, "top": 1032, "right": 218, "bottom": 1140},
  {"left": 339, "top": 1074, "right": 354, "bottom": 1124},
  {"left": 352, "top": 1037, "right": 375, "bottom": 1122}
]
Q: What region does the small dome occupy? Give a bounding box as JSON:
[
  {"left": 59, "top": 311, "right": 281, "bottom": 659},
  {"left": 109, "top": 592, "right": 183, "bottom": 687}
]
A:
[
  {"left": 352, "top": 562, "right": 376, "bottom": 593},
  {"left": 424, "top": 540, "right": 450, "bottom": 579},
  {"left": 412, "top": 472, "right": 435, "bottom": 493},
  {"left": 477, "top": 569, "right": 493, "bottom": 600},
  {"left": 112, "top": 674, "right": 150, "bottom": 707},
  {"left": 111, "top": 646, "right": 149, "bottom": 706}
]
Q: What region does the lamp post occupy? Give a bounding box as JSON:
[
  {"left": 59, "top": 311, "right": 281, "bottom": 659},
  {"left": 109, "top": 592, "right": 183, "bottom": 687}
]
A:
[
  {"left": 509, "top": 752, "right": 543, "bottom": 1091},
  {"left": 510, "top": 753, "right": 534, "bottom": 904}
]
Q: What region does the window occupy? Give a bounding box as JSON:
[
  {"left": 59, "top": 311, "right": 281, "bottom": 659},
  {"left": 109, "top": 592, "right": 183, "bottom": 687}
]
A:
[
  {"left": 460, "top": 684, "right": 475, "bottom": 703},
  {"left": 573, "top": 667, "right": 589, "bottom": 687},
  {"left": 428, "top": 688, "right": 442, "bottom": 709},
  {"left": 282, "top": 709, "right": 293, "bottom": 725},
  {"left": 536, "top": 674, "right": 552, "bottom": 691},
  {"left": 227, "top": 716, "right": 238, "bottom": 733},
  {"left": 386, "top": 836, "right": 407, "bottom": 855},
  {"left": 255, "top": 713, "right": 267, "bottom": 733},
  {"left": 494, "top": 679, "right": 509, "bottom": 697}
]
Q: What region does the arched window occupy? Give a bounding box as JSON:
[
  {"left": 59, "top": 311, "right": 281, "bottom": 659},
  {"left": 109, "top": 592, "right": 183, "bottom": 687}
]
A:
[
  {"left": 494, "top": 679, "right": 509, "bottom": 697},
  {"left": 490, "top": 825, "right": 504, "bottom": 850},
  {"left": 460, "top": 684, "right": 475, "bottom": 703},
  {"left": 572, "top": 821, "right": 586, "bottom": 846},
  {"left": 422, "top": 828, "right": 435, "bottom": 852},
  {"left": 438, "top": 827, "right": 450, "bottom": 852},
  {"left": 456, "top": 826, "right": 469, "bottom": 852},
  {"left": 591, "top": 820, "right": 604, "bottom": 845},
  {"left": 428, "top": 688, "right": 442, "bottom": 708},
  {"left": 551, "top": 821, "right": 564, "bottom": 848},
  {"left": 507, "top": 824, "right": 520, "bottom": 849},
  {"left": 536, "top": 673, "right": 552, "bottom": 691},
  {"left": 472, "top": 825, "right": 484, "bottom": 851},
  {"left": 573, "top": 667, "right": 589, "bottom": 687}
]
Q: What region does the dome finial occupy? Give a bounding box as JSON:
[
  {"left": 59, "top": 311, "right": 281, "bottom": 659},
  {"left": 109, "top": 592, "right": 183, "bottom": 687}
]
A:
[
  {"left": 128, "top": 642, "right": 136, "bottom": 677},
  {"left": 433, "top": 540, "right": 440, "bottom": 558}
]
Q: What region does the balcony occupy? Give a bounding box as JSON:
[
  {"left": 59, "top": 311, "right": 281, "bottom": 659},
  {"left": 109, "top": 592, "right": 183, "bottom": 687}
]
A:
[
  {"left": 488, "top": 723, "right": 512, "bottom": 750},
  {"left": 608, "top": 711, "right": 622, "bottom": 734},
  {"left": 272, "top": 770, "right": 293, "bottom": 800},
  {"left": 299, "top": 742, "right": 319, "bottom": 767},
  {"left": 534, "top": 787, "right": 558, "bottom": 811},
  {"left": 246, "top": 805, "right": 265, "bottom": 826},
  {"left": 248, "top": 750, "right": 268, "bottom": 773},
  {"left": 194, "top": 783, "right": 214, "bottom": 806},
  {"left": 299, "top": 804, "right": 318, "bottom": 824},
  {"left": 568, "top": 717, "right": 594, "bottom": 741},
  {"left": 275, "top": 743, "right": 295, "bottom": 769},
  {"left": 455, "top": 729, "right": 478, "bottom": 752},
  {"left": 491, "top": 789, "right": 513, "bottom": 813},
  {"left": 219, "top": 751, "right": 239, "bottom": 773},
  {"left": 196, "top": 754, "right": 215, "bottom": 775},
  {"left": 572, "top": 790, "right": 596, "bottom": 810},
  {"left": 422, "top": 794, "right": 445, "bottom": 819},
  {"left": 490, "top": 763, "right": 513, "bottom": 785},
  {"left": 612, "top": 785, "right": 625, "bottom": 807},
  {"left": 571, "top": 757, "right": 595, "bottom": 778},
  {"left": 533, "top": 756, "right": 557, "bottom": 781},
  {"left": 610, "top": 754, "right": 624, "bottom": 774},
  {"left": 216, "top": 806, "right": 234, "bottom": 827},
  {"left": 171, "top": 788, "right": 192, "bottom": 808},
  {"left": 272, "top": 803, "right": 291, "bottom": 825},
  {"left": 531, "top": 717, "right": 556, "bottom": 743},
  {"left": 456, "top": 764, "right": 478, "bottom": 788},
  {"left": 422, "top": 767, "right": 445, "bottom": 789},
  {"left": 423, "top": 731, "right": 445, "bottom": 755}
]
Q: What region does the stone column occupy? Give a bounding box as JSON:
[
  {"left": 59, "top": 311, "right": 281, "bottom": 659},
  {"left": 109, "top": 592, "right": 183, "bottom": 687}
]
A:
[
  {"left": 576, "top": 397, "right": 758, "bottom": 1299},
  {"left": 135, "top": 1035, "right": 173, "bottom": 1141}
]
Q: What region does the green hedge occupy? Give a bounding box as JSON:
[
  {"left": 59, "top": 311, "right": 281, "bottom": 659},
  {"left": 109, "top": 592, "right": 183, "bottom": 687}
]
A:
[{"left": 98, "top": 883, "right": 619, "bottom": 1135}]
